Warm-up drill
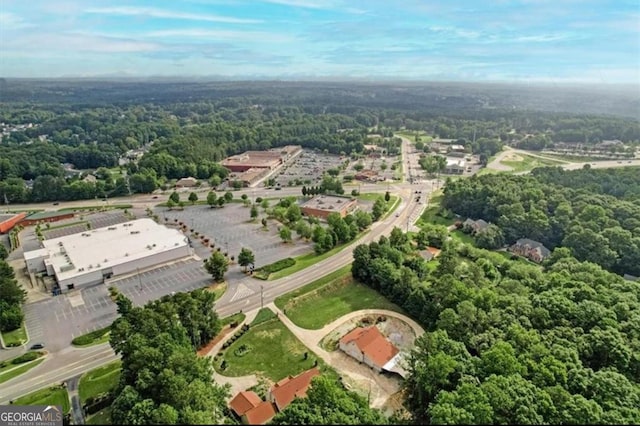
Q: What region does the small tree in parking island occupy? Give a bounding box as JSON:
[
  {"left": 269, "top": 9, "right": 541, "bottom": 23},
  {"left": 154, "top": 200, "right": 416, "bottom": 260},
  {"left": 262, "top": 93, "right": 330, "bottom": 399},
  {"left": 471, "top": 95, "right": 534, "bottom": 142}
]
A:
[
  {"left": 204, "top": 251, "right": 229, "bottom": 282},
  {"left": 238, "top": 248, "right": 255, "bottom": 273},
  {"left": 207, "top": 191, "right": 217, "bottom": 208},
  {"left": 279, "top": 226, "right": 292, "bottom": 243},
  {"left": 250, "top": 204, "right": 259, "bottom": 220},
  {"left": 188, "top": 192, "right": 198, "bottom": 204},
  {"left": 170, "top": 191, "right": 180, "bottom": 204}
]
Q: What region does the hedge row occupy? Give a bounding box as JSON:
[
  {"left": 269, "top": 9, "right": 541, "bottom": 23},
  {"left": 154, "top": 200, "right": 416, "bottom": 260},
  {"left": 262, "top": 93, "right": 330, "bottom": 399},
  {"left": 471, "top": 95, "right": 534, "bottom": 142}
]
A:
[
  {"left": 71, "top": 326, "right": 110, "bottom": 346},
  {"left": 254, "top": 257, "right": 296, "bottom": 279},
  {"left": 0, "top": 351, "right": 42, "bottom": 369},
  {"left": 221, "top": 324, "right": 250, "bottom": 350}
]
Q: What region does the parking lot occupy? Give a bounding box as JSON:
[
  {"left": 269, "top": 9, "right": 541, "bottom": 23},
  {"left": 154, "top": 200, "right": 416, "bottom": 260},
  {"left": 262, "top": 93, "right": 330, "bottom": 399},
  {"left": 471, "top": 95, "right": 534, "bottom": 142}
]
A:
[
  {"left": 156, "top": 203, "right": 314, "bottom": 269},
  {"left": 21, "top": 257, "right": 215, "bottom": 352},
  {"left": 42, "top": 210, "right": 131, "bottom": 240},
  {"left": 274, "top": 150, "right": 346, "bottom": 187}
]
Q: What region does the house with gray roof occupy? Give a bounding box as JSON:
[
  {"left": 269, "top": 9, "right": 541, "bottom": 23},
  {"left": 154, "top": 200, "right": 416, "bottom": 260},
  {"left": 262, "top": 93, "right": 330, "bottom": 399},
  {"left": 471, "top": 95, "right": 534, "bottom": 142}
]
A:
[{"left": 509, "top": 238, "right": 551, "bottom": 263}]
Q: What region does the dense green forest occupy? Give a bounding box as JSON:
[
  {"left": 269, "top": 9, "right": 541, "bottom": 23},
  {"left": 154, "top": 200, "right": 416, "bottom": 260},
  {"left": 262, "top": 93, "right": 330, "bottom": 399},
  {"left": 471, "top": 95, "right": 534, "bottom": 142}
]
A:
[
  {"left": 352, "top": 233, "right": 640, "bottom": 425},
  {"left": 108, "top": 290, "right": 228, "bottom": 424},
  {"left": 441, "top": 167, "right": 640, "bottom": 276},
  {"left": 0, "top": 259, "right": 26, "bottom": 337},
  {"left": 0, "top": 81, "right": 638, "bottom": 203}
]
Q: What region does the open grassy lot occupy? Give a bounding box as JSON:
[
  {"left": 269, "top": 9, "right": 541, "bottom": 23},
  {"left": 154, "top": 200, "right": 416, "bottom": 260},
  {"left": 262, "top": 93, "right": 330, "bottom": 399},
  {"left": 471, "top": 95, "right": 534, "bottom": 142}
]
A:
[
  {"left": 216, "top": 315, "right": 320, "bottom": 381},
  {"left": 450, "top": 230, "right": 475, "bottom": 246},
  {"left": 14, "top": 385, "right": 70, "bottom": 413},
  {"left": 79, "top": 361, "right": 121, "bottom": 404},
  {"left": 417, "top": 193, "right": 456, "bottom": 227},
  {"left": 501, "top": 154, "right": 564, "bottom": 173},
  {"left": 1, "top": 322, "right": 27, "bottom": 346},
  {"left": 276, "top": 265, "right": 403, "bottom": 330}
]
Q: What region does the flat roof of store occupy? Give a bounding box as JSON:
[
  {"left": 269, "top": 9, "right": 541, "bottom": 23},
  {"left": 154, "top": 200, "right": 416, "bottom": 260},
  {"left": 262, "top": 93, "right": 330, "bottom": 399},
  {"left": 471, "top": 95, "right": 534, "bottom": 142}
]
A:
[
  {"left": 37, "top": 218, "right": 188, "bottom": 281},
  {"left": 301, "top": 195, "right": 356, "bottom": 211}
]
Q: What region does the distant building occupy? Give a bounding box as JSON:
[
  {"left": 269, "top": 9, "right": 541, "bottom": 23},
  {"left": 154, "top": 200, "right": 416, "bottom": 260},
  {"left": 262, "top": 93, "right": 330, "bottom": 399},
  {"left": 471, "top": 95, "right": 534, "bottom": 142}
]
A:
[
  {"left": 449, "top": 144, "right": 465, "bottom": 152},
  {"left": 175, "top": 177, "right": 198, "bottom": 187},
  {"left": 235, "top": 168, "right": 270, "bottom": 187},
  {"left": 18, "top": 211, "right": 75, "bottom": 226},
  {"left": 444, "top": 159, "right": 466, "bottom": 174},
  {"left": 221, "top": 146, "right": 302, "bottom": 172},
  {"left": 463, "top": 218, "right": 490, "bottom": 234},
  {"left": 419, "top": 246, "right": 441, "bottom": 261},
  {"left": 300, "top": 195, "right": 358, "bottom": 220},
  {"left": 0, "top": 212, "right": 27, "bottom": 234},
  {"left": 509, "top": 238, "right": 551, "bottom": 263},
  {"left": 339, "top": 326, "right": 403, "bottom": 375},
  {"left": 354, "top": 169, "right": 380, "bottom": 182},
  {"left": 82, "top": 174, "right": 97, "bottom": 184}
]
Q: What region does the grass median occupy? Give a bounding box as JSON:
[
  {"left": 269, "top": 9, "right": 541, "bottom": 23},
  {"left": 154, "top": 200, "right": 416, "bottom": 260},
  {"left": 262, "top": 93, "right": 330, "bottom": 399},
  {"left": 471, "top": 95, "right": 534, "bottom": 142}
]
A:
[
  {"left": 72, "top": 326, "right": 111, "bottom": 347},
  {"left": 0, "top": 352, "right": 47, "bottom": 384}
]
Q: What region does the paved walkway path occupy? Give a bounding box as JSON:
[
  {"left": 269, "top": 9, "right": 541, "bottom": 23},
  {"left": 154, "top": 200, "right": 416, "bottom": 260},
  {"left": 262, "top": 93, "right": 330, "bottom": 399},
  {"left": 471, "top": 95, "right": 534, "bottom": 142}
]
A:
[{"left": 206, "top": 309, "right": 260, "bottom": 398}]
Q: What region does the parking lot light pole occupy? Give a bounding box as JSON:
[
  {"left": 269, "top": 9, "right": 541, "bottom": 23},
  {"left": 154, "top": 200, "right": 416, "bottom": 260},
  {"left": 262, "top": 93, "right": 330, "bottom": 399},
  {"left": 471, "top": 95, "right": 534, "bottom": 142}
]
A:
[{"left": 260, "top": 285, "right": 264, "bottom": 309}]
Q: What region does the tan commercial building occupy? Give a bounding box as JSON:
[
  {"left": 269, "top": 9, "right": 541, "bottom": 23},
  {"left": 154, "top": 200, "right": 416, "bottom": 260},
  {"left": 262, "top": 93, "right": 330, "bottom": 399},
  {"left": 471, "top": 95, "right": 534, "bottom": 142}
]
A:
[
  {"left": 300, "top": 195, "right": 357, "bottom": 220},
  {"left": 221, "top": 146, "right": 302, "bottom": 172}
]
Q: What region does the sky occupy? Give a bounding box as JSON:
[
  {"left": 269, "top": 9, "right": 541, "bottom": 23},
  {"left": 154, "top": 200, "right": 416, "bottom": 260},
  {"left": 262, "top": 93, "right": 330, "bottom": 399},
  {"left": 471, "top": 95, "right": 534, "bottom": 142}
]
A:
[{"left": 1, "top": 0, "right": 639, "bottom": 83}]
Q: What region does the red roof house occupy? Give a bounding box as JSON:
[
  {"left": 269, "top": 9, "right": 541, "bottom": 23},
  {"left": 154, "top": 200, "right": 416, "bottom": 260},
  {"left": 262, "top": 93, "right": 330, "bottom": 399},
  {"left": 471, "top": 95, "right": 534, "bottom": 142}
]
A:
[
  {"left": 268, "top": 367, "right": 321, "bottom": 412},
  {"left": 229, "top": 391, "right": 262, "bottom": 417},
  {"left": 242, "top": 401, "right": 277, "bottom": 425},
  {"left": 339, "top": 326, "right": 399, "bottom": 372}
]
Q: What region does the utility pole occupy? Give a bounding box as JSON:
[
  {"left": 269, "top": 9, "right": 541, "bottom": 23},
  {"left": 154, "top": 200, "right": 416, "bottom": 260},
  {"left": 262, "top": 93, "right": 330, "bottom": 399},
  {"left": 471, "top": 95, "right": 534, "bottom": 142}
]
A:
[
  {"left": 260, "top": 285, "right": 264, "bottom": 309},
  {"left": 137, "top": 267, "right": 142, "bottom": 292}
]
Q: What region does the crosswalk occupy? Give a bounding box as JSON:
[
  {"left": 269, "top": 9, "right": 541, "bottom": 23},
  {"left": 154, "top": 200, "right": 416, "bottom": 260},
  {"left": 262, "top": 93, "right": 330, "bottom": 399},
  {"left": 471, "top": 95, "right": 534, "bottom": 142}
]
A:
[{"left": 229, "top": 283, "right": 255, "bottom": 302}]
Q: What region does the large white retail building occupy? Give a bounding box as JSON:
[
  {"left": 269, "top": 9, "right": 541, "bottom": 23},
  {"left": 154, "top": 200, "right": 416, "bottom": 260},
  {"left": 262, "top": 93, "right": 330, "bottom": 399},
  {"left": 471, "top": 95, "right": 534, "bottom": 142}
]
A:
[{"left": 24, "top": 218, "right": 191, "bottom": 291}]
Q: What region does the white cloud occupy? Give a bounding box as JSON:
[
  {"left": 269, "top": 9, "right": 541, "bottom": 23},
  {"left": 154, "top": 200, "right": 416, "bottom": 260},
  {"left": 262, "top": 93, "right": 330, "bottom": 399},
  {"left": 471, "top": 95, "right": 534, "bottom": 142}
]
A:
[
  {"left": 0, "top": 11, "right": 33, "bottom": 29},
  {"left": 3, "top": 33, "right": 160, "bottom": 53},
  {"left": 260, "top": 0, "right": 335, "bottom": 9},
  {"left": 144, "top": 29, "right": 294, "bottom": 43},
  {"left": 84, "top": 6, "right": 262, "bottom": 24}
]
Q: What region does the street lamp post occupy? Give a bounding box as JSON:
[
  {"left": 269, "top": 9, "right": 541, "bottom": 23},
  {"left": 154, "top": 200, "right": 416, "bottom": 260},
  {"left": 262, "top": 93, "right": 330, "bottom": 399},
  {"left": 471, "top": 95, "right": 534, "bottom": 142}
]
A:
[{"left": 260, "top": 285, "right": 264, "bottom": 309}]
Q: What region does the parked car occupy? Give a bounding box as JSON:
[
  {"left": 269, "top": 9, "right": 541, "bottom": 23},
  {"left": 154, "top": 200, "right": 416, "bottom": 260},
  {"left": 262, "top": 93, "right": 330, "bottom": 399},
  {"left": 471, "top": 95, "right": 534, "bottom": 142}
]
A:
[{"left": 30, "top": 343, "right": 45, "bottom": 350}]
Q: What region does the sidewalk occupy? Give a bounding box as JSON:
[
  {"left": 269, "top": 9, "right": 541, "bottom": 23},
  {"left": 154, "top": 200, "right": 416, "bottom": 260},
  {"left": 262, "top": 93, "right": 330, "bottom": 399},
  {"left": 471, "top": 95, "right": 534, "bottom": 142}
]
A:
[{"left": 206, "top": 307, "right": 261, "bottom": 398}]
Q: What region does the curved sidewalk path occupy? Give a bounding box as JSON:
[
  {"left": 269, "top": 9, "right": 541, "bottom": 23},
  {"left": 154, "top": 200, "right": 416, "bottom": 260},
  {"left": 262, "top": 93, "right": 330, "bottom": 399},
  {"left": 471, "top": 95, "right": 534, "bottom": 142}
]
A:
[
  {"left": 205, "top": 309, "right": 261, "bottom": 398},
  {"left": 268, "top": 303, "right": 425, "bottom": 408}
]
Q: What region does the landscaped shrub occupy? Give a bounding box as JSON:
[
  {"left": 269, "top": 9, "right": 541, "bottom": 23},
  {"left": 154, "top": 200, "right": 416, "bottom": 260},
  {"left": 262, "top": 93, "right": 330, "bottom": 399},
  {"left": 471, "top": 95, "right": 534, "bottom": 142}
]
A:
[
  {"left": 71, "top": 326, "right": 110, "bottom": 346},
  {"left": 11, "top": 351, "right": 39, "bottom": 364},
  {"left": 234, "top": 344, "right": 252, "bottom": 357},
  {"left": 254, "top": 257, "right": 296, "bottom": 279}
]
